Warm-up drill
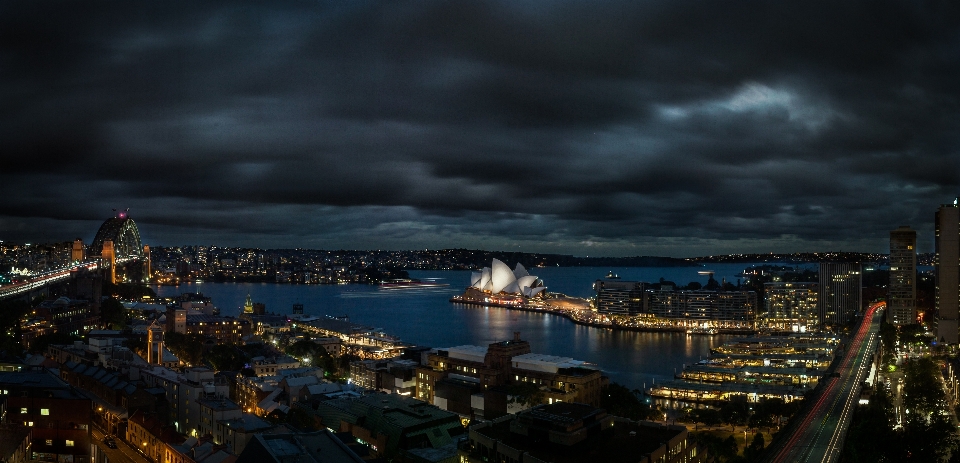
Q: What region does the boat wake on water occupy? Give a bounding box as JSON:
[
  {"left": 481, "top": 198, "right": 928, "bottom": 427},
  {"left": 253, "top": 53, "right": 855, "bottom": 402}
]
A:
[{"left": 339, "top": 287, "right": 459, "bottom": 298}]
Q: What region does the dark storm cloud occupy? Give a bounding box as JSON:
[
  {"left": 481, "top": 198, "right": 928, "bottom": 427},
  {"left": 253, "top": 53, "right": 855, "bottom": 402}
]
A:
[{"left": 1, "top": 0, "right": 959, "bottom": 256}]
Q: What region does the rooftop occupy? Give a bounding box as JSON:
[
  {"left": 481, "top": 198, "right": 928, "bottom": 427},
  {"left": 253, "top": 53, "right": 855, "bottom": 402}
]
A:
[
  {"left": 472, "top": 416, "right": 686, "bottom": 463},
  {"left": 512, "top": 353, "right": 593, "bottom": 373},
  {"left": 441, "top": 345, "right": 488, "bottom": 363},
  {"left": 0, "top": 371, "right": 71, "bottom": 390},
  {"left": 237, "top": 431, "right": 364, "bottom": 463},
  {"left": 218, "top": 414, "right": 273, "bottom": 433}
]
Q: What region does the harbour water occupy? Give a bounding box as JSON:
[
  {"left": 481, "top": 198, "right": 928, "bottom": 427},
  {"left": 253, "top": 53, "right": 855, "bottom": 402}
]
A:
[{"left": 154, "top": 264, "right": 780, "bottom": 389}]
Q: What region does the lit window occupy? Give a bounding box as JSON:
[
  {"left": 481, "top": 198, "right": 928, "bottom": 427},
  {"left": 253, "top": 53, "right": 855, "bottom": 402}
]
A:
[
  {"left": 66, "top": 440, "right": 74, "bottom": 447},
  {"left": 45, "top": 439, "right": 53, "bottom": 446},
  {"left": 41, "top": 409, "right": 49, "bottom": 415},
  {"left": 20, "top": 408, "right": 27, "bottom": 414}
]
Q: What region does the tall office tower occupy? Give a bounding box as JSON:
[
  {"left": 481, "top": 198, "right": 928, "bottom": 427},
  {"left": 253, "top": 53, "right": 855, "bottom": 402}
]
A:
[
  {"left": 888, "top": 226, "right": 918, "bottom": 326},
  {"left": 818, "top": 262, "right": 862, "bottom": 330},
  {"left": 936, "top": 199, "right": 959, "bottom": 344}
]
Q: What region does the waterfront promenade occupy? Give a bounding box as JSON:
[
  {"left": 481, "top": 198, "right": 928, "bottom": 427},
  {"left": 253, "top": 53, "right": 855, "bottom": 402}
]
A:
[{"left": 451, "top": 293, "right": 757, "bottom": 335}]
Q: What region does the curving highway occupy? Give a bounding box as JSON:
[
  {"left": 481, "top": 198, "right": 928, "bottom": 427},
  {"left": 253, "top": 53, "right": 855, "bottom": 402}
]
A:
[{"left": 761, "top": 301, "right": 885, "bottom": 463}]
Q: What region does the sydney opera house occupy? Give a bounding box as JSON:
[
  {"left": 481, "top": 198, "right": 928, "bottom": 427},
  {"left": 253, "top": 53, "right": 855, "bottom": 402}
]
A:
[{"left": 466, "top": 259, "right": 546, "bottom": 298}]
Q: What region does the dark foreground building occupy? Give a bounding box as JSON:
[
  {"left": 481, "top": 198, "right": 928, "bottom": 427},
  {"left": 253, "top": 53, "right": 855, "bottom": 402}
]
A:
[
  {"left": 0, "top": 371, "right": 92, "bottom": 463},
  {"left": 459, "top": 402, "right": 706, "bottom": 463}
]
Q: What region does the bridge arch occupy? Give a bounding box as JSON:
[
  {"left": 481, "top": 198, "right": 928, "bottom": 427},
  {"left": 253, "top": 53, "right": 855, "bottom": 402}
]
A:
[{"left": 90, "top": 216, "right": 143, "bottom": 259}]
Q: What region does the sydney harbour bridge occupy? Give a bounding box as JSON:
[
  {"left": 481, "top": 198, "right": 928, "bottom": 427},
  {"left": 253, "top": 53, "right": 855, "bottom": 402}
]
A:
[{"left": 0, "top": 211, "right": 151, "bottom": 300}]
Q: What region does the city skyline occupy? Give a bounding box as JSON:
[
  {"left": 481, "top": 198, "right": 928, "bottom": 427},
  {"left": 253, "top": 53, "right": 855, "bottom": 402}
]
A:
[{"left": 2, "top": 1, "right": 959, "bottom": 257}]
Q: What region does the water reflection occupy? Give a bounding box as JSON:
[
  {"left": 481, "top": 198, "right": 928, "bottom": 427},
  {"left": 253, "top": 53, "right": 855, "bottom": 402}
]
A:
[{"left": 158, "top": 272, "right": 733, "bottom": 389}]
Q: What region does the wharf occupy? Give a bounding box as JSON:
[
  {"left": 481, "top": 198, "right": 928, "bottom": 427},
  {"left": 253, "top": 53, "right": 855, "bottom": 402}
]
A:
[{"left": 450, "top": 293, "right": 757, "bottom": 335}]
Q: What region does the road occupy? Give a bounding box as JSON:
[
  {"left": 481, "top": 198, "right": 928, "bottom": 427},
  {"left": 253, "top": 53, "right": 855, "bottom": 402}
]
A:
[
  {"left": 761, "top": 302, "right": 885, "bottom": 463},
  {"left": 0, "top": 261, "right": 99, "bottom": 299},
  {"left": 92, "top": 426, "right": 150, "bottom": 463}
]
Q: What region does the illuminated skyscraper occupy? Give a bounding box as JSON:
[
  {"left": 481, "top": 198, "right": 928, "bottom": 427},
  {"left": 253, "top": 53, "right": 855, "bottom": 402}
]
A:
[
  {"left": 818, "top": 262, "right": 861, "bottom": 329},
  {"left": 888, "top": 226, "right": 917, "bottom": 326},
  {"left": 936, "top": 199, "right": 959, "bottom": 344}
]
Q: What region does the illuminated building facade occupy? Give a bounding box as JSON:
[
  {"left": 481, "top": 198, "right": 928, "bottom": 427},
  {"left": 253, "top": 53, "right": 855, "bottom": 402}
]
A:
[
  {"left": 415, "top": 334, "right": 607, "bottom": 419},
  {"left": 165, "top": 307, "right": 251, "bottom": 344},
  {"left": 646, "top": 290, "right": 757, "bottom": 325},
  {"left": 762, "top": 282, "right": 818, "bottom": 330},
  {"left": 889, "top": 226, "right": 917, "bottom": 326},
  {"left": 594, "top": 279, "right": 646, "bottom": 316}
]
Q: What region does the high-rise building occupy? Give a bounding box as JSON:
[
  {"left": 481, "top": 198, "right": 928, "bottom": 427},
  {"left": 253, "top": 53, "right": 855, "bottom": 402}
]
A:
[
  {"left": 818, "top": 262, "right": 862, "bottom": 329},
  {"left": 594, "top": 279, "right": 646, "bottom": 316},
  {"left": 889, "top": 226, "right": 917, "bottom": 326},
  {"left": 936, "top": 199, "right": 959, "bottom": 344},
  {"left": 762, "top": 282, "right": 818, "bottom": 331}
]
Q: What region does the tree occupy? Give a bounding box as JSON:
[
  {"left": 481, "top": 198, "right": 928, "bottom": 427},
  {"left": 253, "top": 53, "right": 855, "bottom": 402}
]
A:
[
  {"left": 507, "top": 381, "right": 545, "bottom": 407},
  {"left": 207, "top": 344, "right": 248, "bottom": 371},
  {"left": 704, "top": 276, "right": 721, "bottom": 290},
  {"left": 695, "top": 408, "right": 722, "bottom": 427},
  {"left": 164, "top": 331, "right": 204, "bottom": 365},
  {"left": 720, "top": 400, "right": 750, "bottom": 426},
  {"left": 600, "top": 383, "right": 657, "bottom": 420},
  {"left": 102, "top": 281, "right": 156, "bottom": 300},
  {"left": 0, "top": 299, "right": 30, "bottom": 357},
  {"left": 692, "top": 433, "right": 739, "bottom": 463},
  {"left": 100, "top": 297, "right": 126, "bottom": 329},
  {"left": 29, "top": 332, "right": 82, "bottom": 354},
  {"left": 286, "top": 406, "right": 318, "bottom": 431},
  {"left": 743, "top": 432, "right": 765, "bottom": 461},
  {"left": 124, "top": 337, "right": 147, "bottom": 358}
]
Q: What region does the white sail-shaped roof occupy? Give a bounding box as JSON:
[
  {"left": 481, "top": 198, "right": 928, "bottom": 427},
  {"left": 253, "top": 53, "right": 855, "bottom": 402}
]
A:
[
  {"left": 516, "top": 275, "right": 537, "bottom": 291},
  {"left": 513, "top": 263, "right": 530, "bottom": 280},
  {"left": 468, "top": 259, "right": 545, "bottom": 298},
  {"left": 524, "top": 287, "right": 546, "bottom": 297},
  {"left": 479, "top": 268, "right": 491, "bottom": 291},
  {"left": 490, "top": 259, "right": 516, "bottom": 294}
]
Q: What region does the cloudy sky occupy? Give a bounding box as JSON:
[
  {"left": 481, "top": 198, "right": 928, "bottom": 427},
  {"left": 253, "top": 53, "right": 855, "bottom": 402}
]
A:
[{"left": 2, "top": 1, "right": 958, "bottom": 257}]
